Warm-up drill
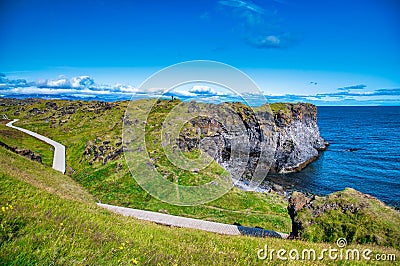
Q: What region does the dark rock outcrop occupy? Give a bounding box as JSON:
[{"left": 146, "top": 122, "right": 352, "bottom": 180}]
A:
[
  {"left": 83, "top": 137, "right": 125, "bottom": 165},
  {"left": 271, "top": 103, "right": 328, "bottom": 173},
  {"left": 175, "top": 102, "right": 276, "bottom": 181},
  {"left": 0, "top": 141, "right": 42, "bottom": 163},
  {"left": 45, "top": 102, "right": 58, "bottom": 110},
  {"left": 287, "top": 191, "right": 313, "bottom": 238},
  {"left": 177, "top": 102, "right": 328, "bottom": 178}
]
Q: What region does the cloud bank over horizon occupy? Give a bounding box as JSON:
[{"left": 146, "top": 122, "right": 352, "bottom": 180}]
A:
[{"left": 0, "top": 73, "right": 399, "bottom": 106}]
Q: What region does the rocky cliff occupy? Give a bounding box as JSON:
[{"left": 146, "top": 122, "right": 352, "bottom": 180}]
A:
[
  {"left": 270, "top": 103, "right": 328, "bottom": 173},
  {"left": 178, "top": 102, "right": 328, "bottom": 180}
]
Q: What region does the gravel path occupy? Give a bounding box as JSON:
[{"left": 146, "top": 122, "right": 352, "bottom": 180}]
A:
[
  {"left": 6, "top": 119, "right": 66, "bottom": 174},
  {"left": 98, "top": 203, "right": 289, "bottom": 239}
]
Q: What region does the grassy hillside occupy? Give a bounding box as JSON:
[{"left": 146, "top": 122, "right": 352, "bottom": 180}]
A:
[
  {"left": 1, "top": 146, "right": 398, "bottom": 265},
  {"left": 1, "top": 98, "right": 399, "bottom": 251},
  {"left": 0, "top": 119, "right": 53, "bottom": 167},
  {"left": 0, "top": 98, "right": 291, "bottom": 231}
]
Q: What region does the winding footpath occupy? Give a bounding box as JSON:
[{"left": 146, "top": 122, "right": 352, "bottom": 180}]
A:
[
  {"left": 5, "top": 119, "right": 288, "bottom": 239},
  {"left": 98, "top": 203, "right": 288, "bottom": 238},
  {"left": 6, "top": 119, "right": 66, "bottom": 174}
]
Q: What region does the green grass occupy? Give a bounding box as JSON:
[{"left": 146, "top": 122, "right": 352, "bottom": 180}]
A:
[
  {"left": 0, "top": 141, "right": 93, "bottom": 203},
  {"left": 0, "top": 120, "right": 53, "bottom": 167},
  {"left": 2, "top": 98, "right": 399, "bottom": 253},
  {"left": 73, "top": 160, "right": 290, "bottom": 231},
  {"left": 1, "top": 146, "right": 398, "bottom": 265},
  {"left": 266, "top": 102, "right": 316, "bottom": 118},
  {"left": 144, "top": 100, "right": 219, "bottom": 186},
  {"left": 297, "top": 189, "right": 400, "bottom": 249},
  {"left": 0, "top": 98, "right": 292, "bottom": 231},
  {"left": 268, "top": 102, "right": 292, "bottom": 116}
]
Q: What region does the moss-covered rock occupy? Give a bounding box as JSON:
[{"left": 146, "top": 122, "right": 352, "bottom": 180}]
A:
[{"left": 288, "top": 188, "right": 400, "bottom": 248}]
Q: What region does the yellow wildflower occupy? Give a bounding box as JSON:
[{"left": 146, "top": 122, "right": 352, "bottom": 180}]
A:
[{"left": 131, "top": 258, "right": 138, "bottom": 265}]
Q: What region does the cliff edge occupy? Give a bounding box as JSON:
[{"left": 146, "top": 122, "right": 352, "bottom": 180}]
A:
[
  {"left": 178, "top": 101, "right": 328, "bottom": 178},
  {"left": 270, "top": 103, "right": 328, "bottom": 173}
]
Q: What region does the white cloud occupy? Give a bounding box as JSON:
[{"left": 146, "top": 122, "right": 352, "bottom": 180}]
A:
[
  {"left": 135, "top": 87, "right": 166, "bottom": 95},
  {"left": 218, "top": 0, "right": 293, "bottom": 49},
  {"left": 263, "top": 35, "right": 281, "bottom": 46},
  {"left": 169, "top": 89, "right": 197, "bottom": 97},
  {"left": 3, "top": 73, "right": 399, "bottom": 105},
  {"left": 218, "top": 0, "right": 265, "bottom": 15},
  {"left": 0, "top": 74, "right": 240, "bottom": 100},
  {"left": 110, "top": 84, "right": 136, "bottom": 93},
  {"left": 37, "top": 78, "right": 69, "bottom": 88},
  {"left": 6, "top": 86, "right": 111, "bottom": 95},
  {"left": 189, "top": 85, "right": 218, "bottom": 95},
  {"left": 70, "top": 76, "right": 95, "bottom": 89},
  {"left": 37, "top": 76, "right": 96, "bottom": 90}
]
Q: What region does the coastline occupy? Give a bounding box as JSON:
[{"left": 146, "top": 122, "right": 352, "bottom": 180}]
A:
[{"left": 1, "top": 97, "right": 398, "bottom": 209}]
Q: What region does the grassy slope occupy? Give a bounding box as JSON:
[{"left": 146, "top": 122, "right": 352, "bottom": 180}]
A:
[
  {"left": 0, "top": 120, "right": 53, "bottom": 167},
  {"left": 1, "top": 146, "right": 398, "bottom": 265},
  {"left": 298, "top": 189, "right": 400, "bottom": 248},
  {"left": 2, "top": 98, "right": 399, "bottom": 251},
  {"left": 0, "top": 99, "right": 291, "bottom": 232}
]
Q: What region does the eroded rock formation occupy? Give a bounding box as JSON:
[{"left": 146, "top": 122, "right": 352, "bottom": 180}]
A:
[{"left": 178, "top": 102, "right": 328, "bottom": 178}]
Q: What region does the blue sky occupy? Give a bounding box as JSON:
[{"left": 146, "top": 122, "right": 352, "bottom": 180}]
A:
[{"left": 0, "top": 0, "right": 399, "bottom": 105}]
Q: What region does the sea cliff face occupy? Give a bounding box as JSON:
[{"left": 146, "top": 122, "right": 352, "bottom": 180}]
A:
[
  {"left": 270, "top": 103, "right": 328, "bottom": 173},
  {"left": 178, "top": 102, "right": 328, "bottom": 179}
]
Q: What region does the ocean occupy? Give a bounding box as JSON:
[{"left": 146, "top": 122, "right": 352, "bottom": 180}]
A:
[{"left": 267, "top": 106, "right": 400, "bottom": 208}]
